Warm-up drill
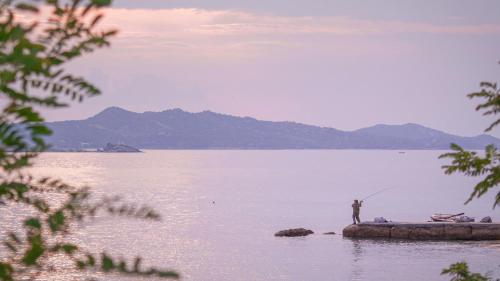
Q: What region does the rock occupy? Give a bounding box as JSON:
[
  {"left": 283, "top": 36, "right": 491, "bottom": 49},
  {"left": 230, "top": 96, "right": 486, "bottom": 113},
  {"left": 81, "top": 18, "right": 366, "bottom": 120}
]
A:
[
  {"left": 275, "top": 228, "right": 314, "bottom": 237},
  {"left": 480, "top": 216, "right": 492, "bottom": 223},
  {"left": 323, "top": 232, "right": 336, "bottom": 235},
  {"left": 100, "top": 143, "right": 142, "bottom": 153}
]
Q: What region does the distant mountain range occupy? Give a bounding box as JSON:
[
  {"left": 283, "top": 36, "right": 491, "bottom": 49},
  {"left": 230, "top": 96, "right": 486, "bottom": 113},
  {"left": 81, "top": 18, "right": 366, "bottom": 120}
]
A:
[{"left": 45, "top": 107, "right": 500, "bottom": 150}]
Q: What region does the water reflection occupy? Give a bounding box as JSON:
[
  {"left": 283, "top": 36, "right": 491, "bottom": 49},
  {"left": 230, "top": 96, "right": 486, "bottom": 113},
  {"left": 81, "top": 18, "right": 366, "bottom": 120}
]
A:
[
  {"left": 350, "top": 239, "right": 364, "bottom": 281},
  {"left": 24, "top": 151, "right": 500, "bottom": 281}
]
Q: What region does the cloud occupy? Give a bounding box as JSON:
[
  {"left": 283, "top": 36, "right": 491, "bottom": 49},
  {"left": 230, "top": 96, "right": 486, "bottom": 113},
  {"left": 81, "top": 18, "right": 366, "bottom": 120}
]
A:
[
  {"left": 77, "top": 7, "right": 499, "bottom": 57},
  {"left": 24, "top": 7, "right": 500, "bottom": 55},
  {"left": 20, "top": 6, "right": 500, "bottom": 42},
  {"left": 100, "top": 8, "right": 500, "bottom": 36}
]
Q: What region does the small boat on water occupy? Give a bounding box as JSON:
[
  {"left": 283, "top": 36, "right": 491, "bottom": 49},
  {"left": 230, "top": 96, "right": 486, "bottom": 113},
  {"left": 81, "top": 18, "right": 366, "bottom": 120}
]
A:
[{"left": 430, "top": 213, "right": 464, "bottom": 222}]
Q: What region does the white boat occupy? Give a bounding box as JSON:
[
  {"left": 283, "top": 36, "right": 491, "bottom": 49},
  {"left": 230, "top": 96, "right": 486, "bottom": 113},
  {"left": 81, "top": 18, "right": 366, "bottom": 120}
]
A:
[{"left": 430, "top": 213, "right": 464, "bottom": 222}]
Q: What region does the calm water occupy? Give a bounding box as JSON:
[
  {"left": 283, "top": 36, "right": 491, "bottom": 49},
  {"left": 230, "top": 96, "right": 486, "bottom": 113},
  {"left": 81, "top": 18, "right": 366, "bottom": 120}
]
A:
[{"left": 23, "top": 150, "right": 500, "bottom": 280}]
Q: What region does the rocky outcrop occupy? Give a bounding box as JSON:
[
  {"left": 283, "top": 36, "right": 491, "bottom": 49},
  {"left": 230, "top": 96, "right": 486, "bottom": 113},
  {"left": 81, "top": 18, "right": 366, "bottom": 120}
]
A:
[
  {"left": 275, "top": 228, "right": 314, "bottom": 237},
  {"left": 99, "top": 143, "right": 142, "bottom": 153},
  {"left": 343, "top": 223, "right": 500, "bottom": 240},
  {"left": 481, "top": 216, "right": 492, "bottom": 223}
]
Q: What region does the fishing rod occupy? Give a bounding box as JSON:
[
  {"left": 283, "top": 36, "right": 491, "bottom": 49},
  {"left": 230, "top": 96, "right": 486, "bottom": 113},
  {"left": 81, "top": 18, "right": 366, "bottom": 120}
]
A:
[{"left": 361, "top": 187, "right": 396, "bottom": 201}]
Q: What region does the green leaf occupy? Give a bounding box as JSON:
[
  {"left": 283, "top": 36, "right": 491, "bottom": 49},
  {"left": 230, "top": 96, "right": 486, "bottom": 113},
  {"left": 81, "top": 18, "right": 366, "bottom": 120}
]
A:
[
  {"left": 157, "top": 271, "right": 180, "bottom": 278},
  {"left": 15, "top": 3, "right": 39, "bottom": 13},
  {"left": 101, "top": 254, "right": 115, "bottom": 272},
  {"left": 441, "top": 262, "right": 489, "bottom": 281},
  {"left": 61, "top": 244, "right": 78, "bottom": 254},
  {"left": 0, "top": 262, "right": 14, "bottom": 281},
  {"left": 24, "top": 218, "right": 41, "bottom": 229},
  {"left": 48, "top": 210, "right": 65, "bottom": 232},
  {"left": 22, "top": 235, "right": 44, "bottom": 265},
  {"left": 87, "top": 254, "right": 96, "bottom": 266},
  {"left": 28, "top": 124, "right": 52, "bottom": 136},
  {"left": 76, "top": 260, "right": 86, "bottom": 269},
  {"left": 91, "top": 0, "right": 113, "bottom": 7}
]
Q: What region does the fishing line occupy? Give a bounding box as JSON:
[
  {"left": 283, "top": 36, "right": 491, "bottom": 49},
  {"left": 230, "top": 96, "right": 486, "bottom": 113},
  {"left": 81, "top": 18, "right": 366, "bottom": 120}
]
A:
[{"left": 361, "top": 187, "right": 397, "bottom": 201}]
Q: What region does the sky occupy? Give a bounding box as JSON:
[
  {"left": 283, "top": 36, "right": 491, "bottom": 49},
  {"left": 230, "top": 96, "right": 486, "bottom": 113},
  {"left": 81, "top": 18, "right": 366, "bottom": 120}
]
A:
[{"left": 42, "top": 0, "right": 500, "bottom": 137}]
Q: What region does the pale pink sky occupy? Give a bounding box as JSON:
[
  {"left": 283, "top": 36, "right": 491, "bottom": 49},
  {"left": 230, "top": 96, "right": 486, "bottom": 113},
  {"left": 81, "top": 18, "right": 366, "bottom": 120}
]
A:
[{"left": 42, "top": 1, "right": 500, "bottom": 137}]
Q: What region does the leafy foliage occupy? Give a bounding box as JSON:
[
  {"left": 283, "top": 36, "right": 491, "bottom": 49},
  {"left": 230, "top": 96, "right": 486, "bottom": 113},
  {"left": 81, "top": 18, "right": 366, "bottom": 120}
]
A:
[
  {"left": 441, "top": 262, "right": 493, "bottom": 281},
  {"left": 439, "top": 70, "right": 500, "bottom": 281},
  {"left": 439, "top": 79, "right": 500, "bottom": 208},
  {"left": 439, "top": 144, "right": 499, "bottom": 207},
  {"left": 468, "top": 81, "right": 500, "bottom": 132},
  {"left": 0, "top": 0, "right": 178, "bottom": 280}
]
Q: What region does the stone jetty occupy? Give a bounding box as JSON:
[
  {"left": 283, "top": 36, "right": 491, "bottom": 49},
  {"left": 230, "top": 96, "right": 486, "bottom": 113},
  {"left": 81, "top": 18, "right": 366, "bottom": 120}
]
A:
[{"left": 343, "top": 222, "right": 500, "bottom": 240}]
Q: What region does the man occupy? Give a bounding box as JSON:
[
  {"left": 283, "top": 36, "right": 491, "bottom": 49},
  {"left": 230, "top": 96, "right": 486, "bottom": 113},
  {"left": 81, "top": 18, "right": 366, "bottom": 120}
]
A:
[{"left": 352, "top": 199, "right": 363, "bottom": 224}]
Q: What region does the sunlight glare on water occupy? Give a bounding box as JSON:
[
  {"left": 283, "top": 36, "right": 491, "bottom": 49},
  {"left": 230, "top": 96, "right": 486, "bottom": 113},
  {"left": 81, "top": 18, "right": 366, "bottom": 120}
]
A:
[{"left": 24, "top": 150, "right": 500, "bottom": 281}]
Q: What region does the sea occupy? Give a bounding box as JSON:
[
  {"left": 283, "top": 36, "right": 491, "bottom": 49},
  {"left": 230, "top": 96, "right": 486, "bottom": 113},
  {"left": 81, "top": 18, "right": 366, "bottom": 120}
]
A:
[{"left": 17, "top": 150, "right": 500, "bottom": 280}]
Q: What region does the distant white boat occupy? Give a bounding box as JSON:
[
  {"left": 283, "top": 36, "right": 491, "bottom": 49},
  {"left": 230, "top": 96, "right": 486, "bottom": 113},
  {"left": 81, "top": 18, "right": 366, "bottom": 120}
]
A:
[{"left": 430, "top": 213, "right": 464, "bottom": 222}]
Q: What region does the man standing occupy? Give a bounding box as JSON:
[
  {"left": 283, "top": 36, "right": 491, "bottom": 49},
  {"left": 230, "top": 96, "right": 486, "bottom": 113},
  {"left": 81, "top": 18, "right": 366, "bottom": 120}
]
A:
[{"left": 352, "top": 199, "right": 363, "bottom": 224}]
